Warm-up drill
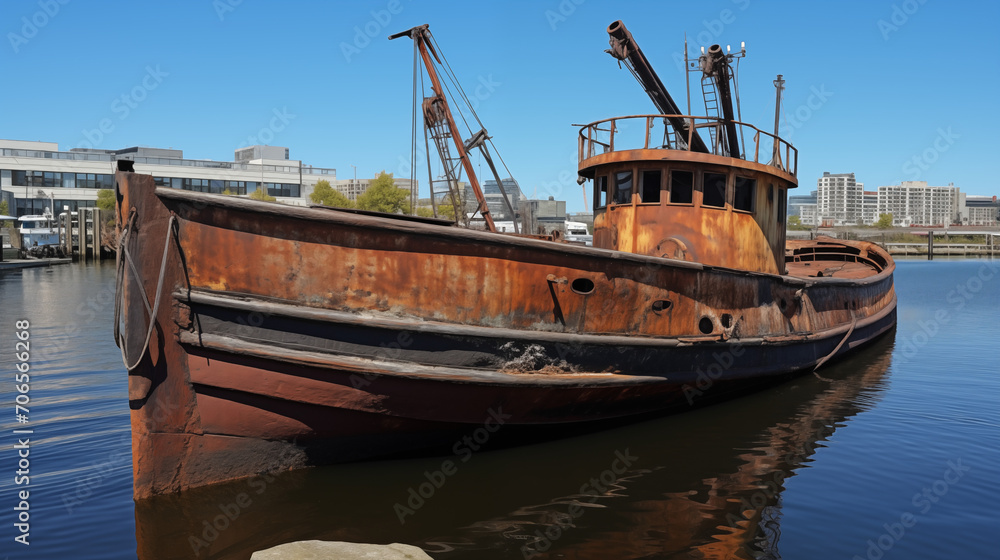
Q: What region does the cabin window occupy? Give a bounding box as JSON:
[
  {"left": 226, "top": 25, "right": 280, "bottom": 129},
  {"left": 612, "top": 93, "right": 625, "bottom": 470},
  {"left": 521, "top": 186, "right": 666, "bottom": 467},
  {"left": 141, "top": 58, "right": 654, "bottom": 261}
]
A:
[
  {"left": 734, "top": 177, "right": 756, "bottom": 212},
  {"left": 614, "top": 171, "right": 633, "bottom": 205},
  {"left": 669, "top": 170, "right": 693, "bottom": 204},
  {"left": 595, "top": 175, "right": 608, "bottom": 209},
  {"left": 703, "top": 172, "right": 727, "bottom": 208},
  {"left": 640, "top": 170, "right": 661, "bottom": 203},
  {"left": 777, "top": 187, "right": 786, "bottom": 224}
]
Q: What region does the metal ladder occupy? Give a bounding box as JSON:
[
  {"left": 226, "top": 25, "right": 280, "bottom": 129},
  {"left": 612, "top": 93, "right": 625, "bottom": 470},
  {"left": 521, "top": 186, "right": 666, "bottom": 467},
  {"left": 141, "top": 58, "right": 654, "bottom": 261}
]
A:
[
  {"left": 701, "top": 76, "right": 723, "bottom": 154},
  {"left": 424, "top": 99, "right": 468, "bottom": 225}
]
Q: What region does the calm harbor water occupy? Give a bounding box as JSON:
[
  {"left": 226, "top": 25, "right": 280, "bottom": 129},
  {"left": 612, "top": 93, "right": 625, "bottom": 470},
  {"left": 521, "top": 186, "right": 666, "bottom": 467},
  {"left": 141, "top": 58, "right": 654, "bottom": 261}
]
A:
[{"left": 1, "top": 259, "right": 997, "bottom": 559}]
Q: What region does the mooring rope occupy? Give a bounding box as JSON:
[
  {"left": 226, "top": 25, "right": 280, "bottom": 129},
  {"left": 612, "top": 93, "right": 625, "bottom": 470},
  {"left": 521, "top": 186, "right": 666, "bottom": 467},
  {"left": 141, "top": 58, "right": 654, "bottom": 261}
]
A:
[
  {"left": 813, "top": 308, "right": 857, "bottom": 380},
  {"left": 114, "top": 210, "right": 177, "bottom": 371}
]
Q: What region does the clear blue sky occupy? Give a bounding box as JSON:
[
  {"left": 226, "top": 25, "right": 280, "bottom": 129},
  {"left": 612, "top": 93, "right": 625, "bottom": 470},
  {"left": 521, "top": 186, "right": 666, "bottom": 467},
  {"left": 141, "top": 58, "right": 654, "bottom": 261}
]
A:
[{"left": 3, "top": 0, "right": 997, "bottom": 212}]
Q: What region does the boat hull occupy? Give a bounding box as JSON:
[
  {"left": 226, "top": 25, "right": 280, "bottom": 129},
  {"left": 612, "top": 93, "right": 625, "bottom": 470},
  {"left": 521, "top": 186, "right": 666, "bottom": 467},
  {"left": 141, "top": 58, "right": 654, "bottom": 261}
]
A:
[{"left": 114, "top": 172, "right": 896, "bottom": 498}]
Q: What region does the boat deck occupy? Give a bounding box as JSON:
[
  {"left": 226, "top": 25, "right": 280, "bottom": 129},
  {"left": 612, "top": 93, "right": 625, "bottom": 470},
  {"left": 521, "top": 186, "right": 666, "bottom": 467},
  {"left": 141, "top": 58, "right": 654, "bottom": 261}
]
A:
[{"left": 784, "top": 238, "right": 889, "bottom": 279}]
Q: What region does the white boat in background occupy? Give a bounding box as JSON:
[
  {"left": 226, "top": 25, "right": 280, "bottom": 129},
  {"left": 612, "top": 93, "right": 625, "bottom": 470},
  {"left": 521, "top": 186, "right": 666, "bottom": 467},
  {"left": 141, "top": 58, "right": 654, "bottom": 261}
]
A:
[
  {"left": 18, "top": 209, "right": 64, "bottom": 257},
  {"left": 565, "top": 220, "right": 593, "bottom": 246}
]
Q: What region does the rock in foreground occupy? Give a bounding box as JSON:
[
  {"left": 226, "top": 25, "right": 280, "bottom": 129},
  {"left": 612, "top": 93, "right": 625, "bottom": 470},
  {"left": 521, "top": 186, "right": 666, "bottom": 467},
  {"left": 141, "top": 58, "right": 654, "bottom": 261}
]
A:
[{"left": 251, "top": 540, "right": 433, "bottom": 559}]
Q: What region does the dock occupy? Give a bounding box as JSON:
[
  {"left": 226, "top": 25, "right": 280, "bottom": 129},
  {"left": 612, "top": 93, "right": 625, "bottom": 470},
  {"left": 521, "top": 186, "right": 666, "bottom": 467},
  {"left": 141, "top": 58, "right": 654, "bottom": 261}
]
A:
[{"left": 0, "top": 257, "right": 73, "bottom": 271}]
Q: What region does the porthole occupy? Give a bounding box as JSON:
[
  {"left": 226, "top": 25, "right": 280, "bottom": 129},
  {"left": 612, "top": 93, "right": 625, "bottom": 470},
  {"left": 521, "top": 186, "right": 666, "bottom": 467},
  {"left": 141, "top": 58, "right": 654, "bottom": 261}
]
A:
[
  {"left": 698, "top": 316, "right": 714, "bottom": 335},
  {"left": 721, "top": 313, "right": 734, "bottom": 329},
  {"left": 571, "top": 278, "right": 595, "bottom": 295},
  {"left": 651, "top": 300, "right": 672, "bottom": 312}
]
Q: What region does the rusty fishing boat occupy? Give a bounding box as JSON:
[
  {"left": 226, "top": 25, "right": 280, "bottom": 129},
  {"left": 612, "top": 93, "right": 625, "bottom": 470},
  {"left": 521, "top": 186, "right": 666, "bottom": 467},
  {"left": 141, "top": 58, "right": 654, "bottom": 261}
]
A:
[{"left": 115, "top": 22, "right": 895, "bottom": 498}]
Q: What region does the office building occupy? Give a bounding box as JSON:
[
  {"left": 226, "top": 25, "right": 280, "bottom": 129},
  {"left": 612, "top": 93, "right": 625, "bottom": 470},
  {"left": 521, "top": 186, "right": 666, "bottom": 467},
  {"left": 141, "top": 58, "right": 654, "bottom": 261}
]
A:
[{"left": 0, "top": 140, "right": 336, "bottom": 216}]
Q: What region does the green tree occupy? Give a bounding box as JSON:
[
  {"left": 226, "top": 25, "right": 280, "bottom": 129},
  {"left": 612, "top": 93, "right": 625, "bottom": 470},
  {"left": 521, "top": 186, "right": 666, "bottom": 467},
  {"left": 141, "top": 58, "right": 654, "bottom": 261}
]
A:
[
  {"left": 788, "top": 215, "right": 801, "bottom": 227},
  {"left": 876, "top": 213, "right": 894, "bottom": 230},
  {"left": 96, "top": 189, "right": 115, "bottom": 211},
  {"left": 0, "top": 200, "right": 11, "bottom": 227},
  {"left": 249, "top": 188, "right": 277, "bottom": 202},
  {"left": 310, "top": 180, "right": 354, "bottom": 208},
  {"left": 414, "top": 204, "right": 458, "bottom": 220},
  {"left": 436, "top": 203, "right": 457, "bottom": 220},
  {"left": 356, "top": 171, "right": 408, "bottom": 213}
]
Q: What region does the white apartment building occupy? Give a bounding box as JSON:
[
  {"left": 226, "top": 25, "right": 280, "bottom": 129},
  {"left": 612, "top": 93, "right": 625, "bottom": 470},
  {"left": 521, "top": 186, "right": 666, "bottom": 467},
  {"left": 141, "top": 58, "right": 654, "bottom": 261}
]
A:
[
  {"left": 861, "top": 191, "right": 878, "bottom": 225},
  {"left": 816, "top": 172, "right": 863, "bottom": 225},
  {"left": 799, "top": 203, "right": 818, "bottom": 226},
  {"left": 876, "top": 181, "right": 961, "bottom": 227},
  {"left": 0, "top": 140, "right": 337, "bottom": 217}
]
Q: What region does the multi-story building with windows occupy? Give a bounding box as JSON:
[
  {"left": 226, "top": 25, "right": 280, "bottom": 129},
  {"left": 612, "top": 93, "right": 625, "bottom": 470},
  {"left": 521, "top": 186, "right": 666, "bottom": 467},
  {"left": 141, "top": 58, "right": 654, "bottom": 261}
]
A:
[
  {"left": 961, "top": 196, "right": 999, "bottom": 226},
  {"left": 861, "top": 190, "right": 879, "bottom": 225},
  {"left": 460, "top": 177, "right": 524, "bottom": 220},
  {"left": 787, "top": 189, "right": 816, "bottom": 220},
  {"left": 0, "top": 139, "right": 336, "bottom": 217},
  {"left": 876, "top": 181, "right": 962, "bottom": 227},
  {"left": 799, "top": 202, "right": 818, "bottom": 226},
  {"left": 333, "top": 176, "right": 418, "bottom": 203},
  {"left": 816, "top": 172, "right": 863, "bottom": 225}
]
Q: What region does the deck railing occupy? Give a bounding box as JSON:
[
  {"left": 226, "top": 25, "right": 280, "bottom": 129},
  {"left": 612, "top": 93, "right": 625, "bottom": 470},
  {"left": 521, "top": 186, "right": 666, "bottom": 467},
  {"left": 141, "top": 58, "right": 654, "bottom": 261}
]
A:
[{"left": 578, "top": 115, "right": 798, "bottom": 176}]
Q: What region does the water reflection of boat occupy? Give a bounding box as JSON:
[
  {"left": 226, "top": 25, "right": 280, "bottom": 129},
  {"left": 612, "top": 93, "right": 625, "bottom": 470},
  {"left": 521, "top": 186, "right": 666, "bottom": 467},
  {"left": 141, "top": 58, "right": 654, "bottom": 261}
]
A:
[{"left": 134, "top": 333, "right": 893, "bottom": 560}]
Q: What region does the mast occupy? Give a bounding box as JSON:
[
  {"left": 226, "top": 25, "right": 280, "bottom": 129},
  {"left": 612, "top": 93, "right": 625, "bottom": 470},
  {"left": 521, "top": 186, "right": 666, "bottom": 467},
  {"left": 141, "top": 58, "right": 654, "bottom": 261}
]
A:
[
  {"left": 772, "top": 74, "right": 785, "bottom": 166},
  {"left": 390, "top": 25, "right": 496, "bottom": 232}
]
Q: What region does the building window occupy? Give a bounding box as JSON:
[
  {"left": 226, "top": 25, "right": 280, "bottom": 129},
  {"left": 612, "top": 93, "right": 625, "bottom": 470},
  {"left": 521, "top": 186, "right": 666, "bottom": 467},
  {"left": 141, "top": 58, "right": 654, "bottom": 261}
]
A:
[
  {"left": 182, "top": 178, "right": 210, "bottom": 192},
  {"left": 154, "top": 177, "right": 171, "bottom": 187},
  {"left": 733, "top": 176, "right": 755, "bottom": 212},
  {"left": 703, "top": 172, "right": 727, "bottom": 208},
  {"left": 594, "top": 176, "right": 608, "bottom": 209},
  {"left": 640, "top": 170, "right": 661, "bottom": 204},
  {"left": 265, "top": 183, "right": 300, "bottom": 197},
  {"left": 74, "top": 173, "right": 114, "bottom": 189},
  {"left": 12, "top": 170, "right": 64, "bottom": 188},
  {"left": 224, "top": 181, "right": 252, "bottom": 195},
  {"left": 669, "top": 170, "right": 693, "bottom": 204},
  {"left": 613, "top": 171, "right": 633, "bottom": 205}
]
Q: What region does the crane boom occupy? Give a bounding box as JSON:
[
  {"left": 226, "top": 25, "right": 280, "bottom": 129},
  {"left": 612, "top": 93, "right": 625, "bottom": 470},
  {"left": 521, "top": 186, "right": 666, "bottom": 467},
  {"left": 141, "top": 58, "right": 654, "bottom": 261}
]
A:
[
  {"left": 606, "top": 20, "right": 709, "bottom": 154},
  {"left": 390, "top": 24, "right": 496, "bottom": 233}
]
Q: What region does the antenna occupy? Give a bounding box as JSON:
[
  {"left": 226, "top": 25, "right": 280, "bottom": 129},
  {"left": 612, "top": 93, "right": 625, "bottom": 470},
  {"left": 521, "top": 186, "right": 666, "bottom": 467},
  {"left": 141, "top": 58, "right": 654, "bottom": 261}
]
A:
[{"left": 772, "top": 74, "right": 785, "bottom": 166}]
